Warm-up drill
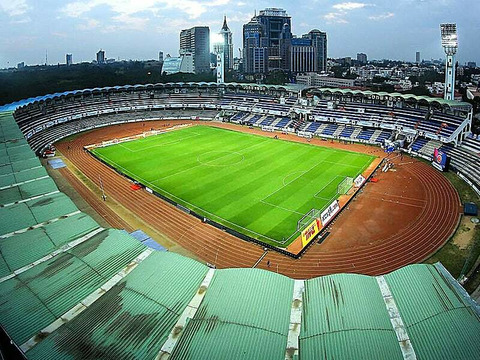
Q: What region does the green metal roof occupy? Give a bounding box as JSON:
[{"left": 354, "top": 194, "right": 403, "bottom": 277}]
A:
[
  {"left": 300, "top": 273, "right": 402, "bottom": 360},
  {"left": 27, "top": 251, "right": 209, "bottom": 360},
  {"left": 0, "top": 177, "right": 58, "bottom": 205},
  {"left": 0, "top": 229, "right": 146, "bottom": 345},
  {"left": 308, "top": 87, "right": 472, "bottom": 109},
  {"left": 169, "top": 268, "right": 294, "bottom": 360},
  {"left": 385, "top": 264, "right": 480, "bottom": 359},
  {"left": 0, "top": 212, "right": 99, "bottom": 277}
]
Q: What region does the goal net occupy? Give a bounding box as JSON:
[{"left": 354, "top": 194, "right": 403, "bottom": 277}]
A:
[
  {"left": 297, "top": 208, "right": 321, "bottom": 231},
  {"left": 337, "top": 176, "right": 354, "bottom": 195}
]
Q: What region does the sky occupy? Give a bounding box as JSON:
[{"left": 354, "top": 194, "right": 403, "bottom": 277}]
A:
[{"left": 0, "top": 0, "right": 479, "bottom": 68}]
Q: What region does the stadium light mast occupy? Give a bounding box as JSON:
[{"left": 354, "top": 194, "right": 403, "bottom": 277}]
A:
[{"left": 440, "top": 23, "right": 458, "bottom": 100}]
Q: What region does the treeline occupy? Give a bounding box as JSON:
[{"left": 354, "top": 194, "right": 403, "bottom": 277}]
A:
[{"left": 0, "top": 62, "right": 215, "bottom": 106}]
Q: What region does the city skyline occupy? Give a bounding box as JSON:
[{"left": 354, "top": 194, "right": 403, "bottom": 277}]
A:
[{"left": 0, "top": 0, "right": 479, "bottom": 68}]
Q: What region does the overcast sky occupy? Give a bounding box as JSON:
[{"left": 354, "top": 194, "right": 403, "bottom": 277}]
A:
[{"left": 0, "top": 0, "right": 478, "bottom": 68}]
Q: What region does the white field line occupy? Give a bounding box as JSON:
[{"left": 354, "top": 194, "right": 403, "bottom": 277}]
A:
[
  {"left": 95, "top": 152, "right": 282, "bottom": 245},
  {"left": 118, "top": 132, "right": 202, "bottom": 153},
  {"left": 96, "top": 139, "right": 375, "bottom": 246},
  {"left": 151, "top": 138, "right": 270, "bottom": 183},
  {"left": 259, "top": 200, "right": 305, "bottom": 216},
  {"left": 261, "top": 159, "right": 327, "bottom": 203}
]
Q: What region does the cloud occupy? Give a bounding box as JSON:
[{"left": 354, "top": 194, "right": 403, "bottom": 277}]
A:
[
  {"left": 60, "top": 0, "right": 230, "bottom": 21},
  {"left": 323, "top": 12, "right": 348, "bottom": 24},
  {"left": 77, "top": 18, "right": 100, "bottom": 31},
  {"left": 332, "top": 2, "right": 368, "bottom": 11},
  {"left": 0, "top": 0, "right": 30, "bottom": 17},
  {"left": 369, "top": 12, "right": 394, "bottom": 20}
]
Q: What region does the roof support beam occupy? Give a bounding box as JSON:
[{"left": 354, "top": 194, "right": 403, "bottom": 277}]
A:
[
  {"left": 285, "top": 279, "right": 305, "bottom": 360},
  {"left": 157, "top": 267, "right": 215, "bottom": 359},
  {"left": 376, "top": 276, "right": 417, "bottom": 360}
]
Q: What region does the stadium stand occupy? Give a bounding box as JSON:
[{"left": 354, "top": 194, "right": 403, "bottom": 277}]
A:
[{"left": 1, "top": 82, "right": 480, "bottom": 357}]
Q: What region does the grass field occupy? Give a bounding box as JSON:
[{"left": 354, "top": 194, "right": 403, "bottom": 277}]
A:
[{"left": 91, "top": 125, "right": 375, "bottom": 247}]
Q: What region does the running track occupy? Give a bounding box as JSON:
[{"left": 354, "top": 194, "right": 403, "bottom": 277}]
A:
[{"left": 56, "top": 121, "right": 461, "bottom": 279}]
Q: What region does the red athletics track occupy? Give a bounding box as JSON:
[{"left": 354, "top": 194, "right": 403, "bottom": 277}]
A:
[{"left": 55, "top": 120, "right": 461, "bottom": 279}]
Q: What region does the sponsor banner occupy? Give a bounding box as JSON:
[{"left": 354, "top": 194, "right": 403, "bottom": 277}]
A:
[
  {"left": 320, "top": 200, "right": 340, "bottom": 228},
  {"left": 354, "top": 174, "right": 366, "bottom": 188},
  {"left": 301, "top": 218, "right": 321, "bottom": 248},
  {"left": 145, "top": 187, "right": 153, "bottom": 194}
]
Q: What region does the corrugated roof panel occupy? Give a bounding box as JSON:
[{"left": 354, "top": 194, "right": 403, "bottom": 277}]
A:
[
  {"left": 29, "top": 192, "right": 78, "bottom": 223},
  {"left": 0, "top": 177, "right": 57, "bottom": 205},
  {"left": 13, "top": 166, "right": 48, "bottom": 183},
  {"left": 0, "top": 173, "right": 16, "bottom": 187},
  {"left": 0, "top": 164, "right": 14, "bottom": 176},
  {"left": 300, "top": 329, "right": 402, "bottom": 360},
  {"left": 0, "top": 255, "right": 11, "bottom": 278},
  {"left": 11, "top": 157, "right": 41, "bottom": 172},
  {"left": 1, "top": 227, "right": 56, "bottom": 271},
  {"left": 386, "top": 264, "right": 480, "bottom": 360},
  {"left": 300, "top": 273, "right": 402, "bottom": 360},
  {"left": 0, "top": 203, "right": 37, "bottom": 235},
  {"left": 170, "top": 319, "right": 287, "bottom": 360},
  {"left": 0, "top": 212, "right": 99, "bottom": 273},
  {"left": 28, "top": 251, "right": 209, "bottom": 360},
  {"left": 0, "top": 229, "right": 145, "bottom": 345},
  {"left": 71, "top": 229, "right": 146, "bottom": 278},
  {"left": 408, "top": 307, "right": 480, "bottom": 360},
  {"left": 169, "top": 268, "right": 293, "bottom": 359},
  {"left": 0, "top": 276, "right": 57, "bottom": 345},
  {"left": 0, "top": 186, "right": 22, "bottom": 204},
  {"left": 385, "top": 264, "right": 466, "bottom": 327},
  {"left": 45, "top": 212, "right": 99, "bottom": 245},
  {"left": 198, "top": 268, "right": 293, "bottom": 334},
  {"left": 18, "top": 177, "right": 58, "bottom": 200}
]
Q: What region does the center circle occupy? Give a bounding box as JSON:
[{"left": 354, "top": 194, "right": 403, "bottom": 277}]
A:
[{"left": 197, "top": 151, "right": 244, "bottom": 167}]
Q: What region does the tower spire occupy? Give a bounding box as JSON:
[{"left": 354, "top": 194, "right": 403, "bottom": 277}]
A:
[{"left": 222, "top": 15, "right": 229, "bottom": 31}]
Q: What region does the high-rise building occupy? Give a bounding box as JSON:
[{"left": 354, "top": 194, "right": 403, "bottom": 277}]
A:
[
  {"left": 159, "top": 51, "right": 164, "bottom": 63},
  {"left": 213, "top": 16, "right": 233, "bottom": 70},
  {"left": 243, "top": 15, "right": 267, "bottom": 74},
  {"left": 243, "top": 8, "right": 292, "bottom": 74},
  {"left": 416, "top": 51, "right": 421, "bottom": 63},
  {"left": 96, "top": 49, "right": 105, "bottom": 64},
  {"left": 357, "top": 53, "right": 367, "bottom": 64},
  {"left": 289, "top": 38, "right": 316, "bottom": 73},
  {"left": 257, "top": 8, "right": 292, "bottom": 71},
  {"left": 243, "top": 10, "right": 327, "bottom": 75},
  {"left": 179, "top": 26, "right": 210, "bottom": 74},
  {"left": 467, "top": 61, "right": 477, "bottom": 68},
  {"left": 303, "top": 30, "right": 327, "bottom": 72},
  {"left": 66, "top": 54, "right": 73, "bottom": 66}
]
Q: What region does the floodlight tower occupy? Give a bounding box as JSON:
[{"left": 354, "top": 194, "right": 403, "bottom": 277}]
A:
[{"left": 440, "top": 23, "right": 458, "bottom": 100}]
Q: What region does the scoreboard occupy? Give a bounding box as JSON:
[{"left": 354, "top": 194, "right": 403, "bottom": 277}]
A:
[{"left": 432, "top": 148, "right": 449, "bottom": 171}]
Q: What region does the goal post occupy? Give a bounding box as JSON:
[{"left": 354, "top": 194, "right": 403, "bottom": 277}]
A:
[
  {"left": 337, "top": 176, "right": 354, "bottom": 195},
  {"left": 297, "top": 208, "right": 321, "bottom": 232}
]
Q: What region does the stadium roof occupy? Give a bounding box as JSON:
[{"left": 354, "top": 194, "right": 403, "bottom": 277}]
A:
[
  {"left": 0, "top": 111, "right": 479, "bottom": 359},
  {"left": 0, "top": 82, "right": 471, "bottom": 112},
  {"left": 305, "top": 87, "right": 472, "bottom": 109}
]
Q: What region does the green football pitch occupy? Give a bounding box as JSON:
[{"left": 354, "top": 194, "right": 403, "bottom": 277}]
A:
[{"left": 91, "top": 125, "right": 375, "bottom": 247}]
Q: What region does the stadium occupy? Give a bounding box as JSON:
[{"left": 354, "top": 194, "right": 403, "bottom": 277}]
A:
[{"left": 1, "top": 82, "right": 480, "bottom": 359}]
